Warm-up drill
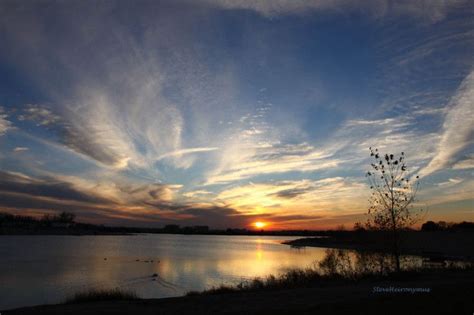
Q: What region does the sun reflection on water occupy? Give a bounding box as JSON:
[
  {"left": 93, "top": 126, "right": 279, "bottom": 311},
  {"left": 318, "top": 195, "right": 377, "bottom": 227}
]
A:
[{"left": 0, "top": 234, "right": 327, "bottom": 310}]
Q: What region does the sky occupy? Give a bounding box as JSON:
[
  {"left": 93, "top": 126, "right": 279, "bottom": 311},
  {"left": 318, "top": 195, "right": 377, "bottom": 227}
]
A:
[{"left": 0, "top": 0, "right": 473, "bottom": 229}]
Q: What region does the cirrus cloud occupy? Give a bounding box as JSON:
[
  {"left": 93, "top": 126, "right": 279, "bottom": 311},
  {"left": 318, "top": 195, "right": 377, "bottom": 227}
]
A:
[
  {"left": 0, "top": 107, "right": 12, "bottom": 136},
  {"left": 419, "top": 70, "right": 474, "bottom": 177}
]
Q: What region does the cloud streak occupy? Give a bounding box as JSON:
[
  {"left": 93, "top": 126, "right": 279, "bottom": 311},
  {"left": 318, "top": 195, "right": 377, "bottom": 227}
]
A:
[
  {"left": 18, "top": 104, "right": 61, "bottom": 126},
  {"left": 157, "top": 147, "right": 219, "bottom": 161},
  {"left": 217, "top": 177, "right": 368, "bottom": 216},
  {"left": 0, "top": 171, "right": 112, "bottom": 204},
  {"left": 205, "top": 0, "right": 471, "bottom": 21},
  {"left": 452, "top": 154, "right": 474, "bottom": 170},
  {"left": 419, "top": 70, "right": 474, "bottom": 177},
  {"left": 0, "top": 107, "right": 12, "bottom": 136}
]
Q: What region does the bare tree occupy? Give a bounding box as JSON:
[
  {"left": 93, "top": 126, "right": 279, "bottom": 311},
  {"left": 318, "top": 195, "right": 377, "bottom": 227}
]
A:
[{"left": 365, "top": 147, "right": 423, "bottom": 272}]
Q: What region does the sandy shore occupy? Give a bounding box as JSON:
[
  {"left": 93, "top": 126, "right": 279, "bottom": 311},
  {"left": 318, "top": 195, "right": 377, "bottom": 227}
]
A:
[{"left": 6, "top": 270, "right": 474, "bottom": 315}]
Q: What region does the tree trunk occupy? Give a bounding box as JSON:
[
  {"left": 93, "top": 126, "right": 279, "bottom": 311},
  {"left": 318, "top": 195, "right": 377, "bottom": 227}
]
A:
[{"left": 392, "top": 227, "right": 400, "bottom": 273}]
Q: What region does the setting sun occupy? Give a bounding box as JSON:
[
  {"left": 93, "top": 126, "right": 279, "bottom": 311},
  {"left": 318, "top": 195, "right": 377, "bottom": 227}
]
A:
[{"left": 254, "top": 221, "right": 267, "bottom": 229}]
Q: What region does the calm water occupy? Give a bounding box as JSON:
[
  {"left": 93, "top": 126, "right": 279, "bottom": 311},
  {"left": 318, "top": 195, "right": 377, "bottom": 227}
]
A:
[{"left": 0, "top": 234, "right": 328, "bottom": 310}]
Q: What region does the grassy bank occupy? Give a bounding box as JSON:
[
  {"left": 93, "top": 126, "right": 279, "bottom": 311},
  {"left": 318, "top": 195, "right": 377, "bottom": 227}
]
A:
[
  {"left": 188, "top": 257, "right": 473, "bottom": 296},
  {"left": 64, "top": 289, "right": 139, "bottom": 304}
]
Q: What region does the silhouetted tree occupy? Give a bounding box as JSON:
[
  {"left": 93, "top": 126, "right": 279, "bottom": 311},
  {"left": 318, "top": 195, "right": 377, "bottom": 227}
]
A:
[
  {"left": 452, "top": 221, "right": 474, "bottom": 230},
  {"left": 163, "top": 224, "right": 180, "bottom": 233},
  {"left": 421, "top": 221, "right": 441, "bottom": 231},
  {"left": 365, "top": 147, "right": 423, "bottom": 272},
  {"left": 57, "top": 212, "right": 76, "bottom": 223},
  {"left": 318, "top": 249, "right": 353, "bottom": 277},
  {"left": 353, "top": 222, "right": 366, "bottom": 232}
]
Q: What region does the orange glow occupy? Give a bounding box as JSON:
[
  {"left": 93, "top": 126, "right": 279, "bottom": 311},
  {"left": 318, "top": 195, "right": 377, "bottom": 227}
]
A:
[{"left": 254, "top": 221, "right": 267, "bottom": 229}]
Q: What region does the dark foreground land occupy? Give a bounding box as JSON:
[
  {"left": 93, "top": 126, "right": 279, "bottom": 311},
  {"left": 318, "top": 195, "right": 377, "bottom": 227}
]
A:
[{"left": 6, "top": 270, "right": 474, "bottom": 315}]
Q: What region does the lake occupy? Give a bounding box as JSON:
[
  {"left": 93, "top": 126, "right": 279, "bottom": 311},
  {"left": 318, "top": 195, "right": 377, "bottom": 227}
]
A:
[{"left": 0, "top": 234, "right": 328, "bottom": 310}]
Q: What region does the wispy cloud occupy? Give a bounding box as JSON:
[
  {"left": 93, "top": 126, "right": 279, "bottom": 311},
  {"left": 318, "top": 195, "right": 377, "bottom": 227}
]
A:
[
  {"left": 0, "top": 171, "right": 111, "bottom": 204},
  {"left": 420, "top": 177, "right": 474, "bottom": 206},
  {"left": 330, "top": 114, "right": 440, "bottom": 172},
  {"left": 13, "top": 147, "right": 29, "bottom": 152},
  {"left": 206, "top": 142, "right": 339, "bottom": 185},
  {"left": 217, "top": 177, "right": 368, "bottom": 216},
  {"left": 157, "top": 147, "right": 219, "bottom": 160},
  {"left": 205, "top": 0, "right": 471, "bottom": 21},
  {"left": 59, "top": 99, "right": 144, "bottom": 169},
  {"left": 18, "top": 104, "right": 61, "bottom": 126},
  {"left": 0, "top": 107, "right": 12, "bottom": 136},
  {"left": 453, "top": 154, "right": 474, "bottom": 170},
  {"left": 345, "top": 118, "right": 410, "bottom": 129},
  {"left": 182, "top": 190, "right": 214, "bottom": 199},
  {"left": 156, "top": 147, "right": 219, "bottom": 169},
  {"left": 437, "top": 177, "right": 464, "bottom": 186},
  {"left": 419, "top": 70, "right": 474, "bottom": 177}
]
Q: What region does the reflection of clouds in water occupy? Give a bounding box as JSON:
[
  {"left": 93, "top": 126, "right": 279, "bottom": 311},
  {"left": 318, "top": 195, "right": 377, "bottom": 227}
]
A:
[{"left": 0, "top": 235, "right": 327, "bottom": 309}]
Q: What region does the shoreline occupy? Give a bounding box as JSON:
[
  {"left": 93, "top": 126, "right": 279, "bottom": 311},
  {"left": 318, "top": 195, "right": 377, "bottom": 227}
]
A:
[
  {"left": 5, "top": 269, "right": 474, "bottom": 315},
  {"left": 283, "top": 230, "right": 474, "bottom": 261}
]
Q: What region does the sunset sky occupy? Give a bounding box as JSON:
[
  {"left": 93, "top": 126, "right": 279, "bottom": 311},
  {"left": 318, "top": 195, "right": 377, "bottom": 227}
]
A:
[{"left": 0, "top": 0, "right": 472, "bottom": 229}]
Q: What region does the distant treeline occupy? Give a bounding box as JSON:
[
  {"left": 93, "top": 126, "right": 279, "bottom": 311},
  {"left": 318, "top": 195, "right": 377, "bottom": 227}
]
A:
[
  {"left": 421, "top": 220, "right": 474, "bottom": 231},
  {"left": 0, "top": 212, "right": 320, "bottom": 236},
  {"left": 1, "top": 212, "right": 473, "bottom": 236}
]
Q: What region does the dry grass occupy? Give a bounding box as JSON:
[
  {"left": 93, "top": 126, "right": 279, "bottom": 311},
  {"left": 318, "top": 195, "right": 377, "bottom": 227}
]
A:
[
  {"left": 64, "top": 288, "right": 139, "bottom": 304},
  {"left": 188, "top": 249, "right": 473, "bottom": 296}
]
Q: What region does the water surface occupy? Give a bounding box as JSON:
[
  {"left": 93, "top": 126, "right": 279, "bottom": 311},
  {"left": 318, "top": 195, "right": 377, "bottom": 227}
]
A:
[{"left": 0, "top": 234, "right": 327, "bottom": 310}]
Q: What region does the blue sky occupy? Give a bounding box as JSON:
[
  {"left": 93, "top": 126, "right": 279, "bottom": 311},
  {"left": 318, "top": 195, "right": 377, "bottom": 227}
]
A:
[{"left": 0, "top": 0, "right": 473, "bottom": 229}]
